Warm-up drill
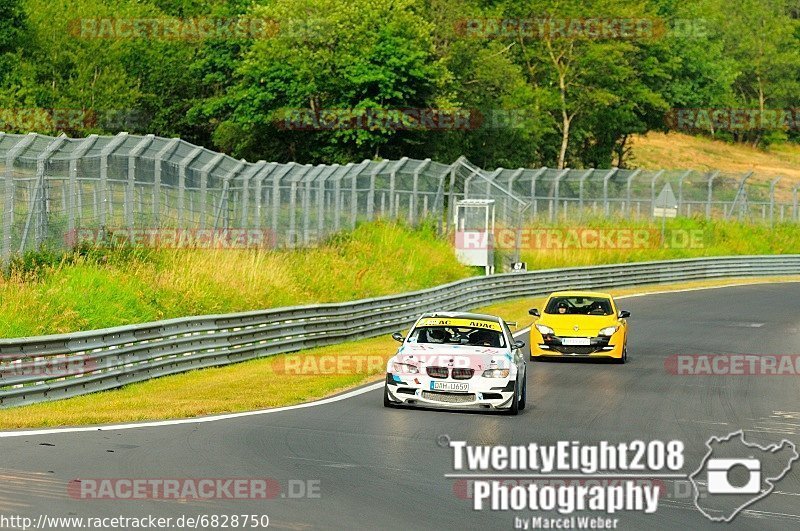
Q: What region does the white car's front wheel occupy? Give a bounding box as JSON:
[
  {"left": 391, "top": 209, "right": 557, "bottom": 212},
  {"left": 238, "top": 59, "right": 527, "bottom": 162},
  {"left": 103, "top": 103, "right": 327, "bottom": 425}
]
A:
[
  {"left": 383, "top": 384, "right": 393, "bottom": 407},
  {"left": 519, "top": 372, "right": 527, "bottom": 411}
]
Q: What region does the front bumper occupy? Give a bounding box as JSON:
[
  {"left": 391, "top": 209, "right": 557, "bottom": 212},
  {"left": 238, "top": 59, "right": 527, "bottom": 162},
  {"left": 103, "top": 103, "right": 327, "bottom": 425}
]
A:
[
  {"left": 385, "top": 373, "right": 517, "bottom": 410},
  {"left": 529, "top": 332, "right": 624, "bottom": 359}
]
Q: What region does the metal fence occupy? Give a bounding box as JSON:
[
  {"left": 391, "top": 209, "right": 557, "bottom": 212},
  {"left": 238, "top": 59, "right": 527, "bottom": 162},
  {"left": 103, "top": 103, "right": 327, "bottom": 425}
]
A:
[
  {"left": 0, "top": 255, "right": 798, "bottom": 408},
  {"left": 2, "top": 131, "right": 800, "bottom": 263}
]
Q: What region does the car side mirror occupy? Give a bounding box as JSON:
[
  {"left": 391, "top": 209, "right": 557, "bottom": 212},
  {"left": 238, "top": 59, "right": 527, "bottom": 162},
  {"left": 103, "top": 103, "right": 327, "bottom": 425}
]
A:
[
  {"left": 618, "top": 310, "right": 630, "bottom": 319},
  {"left": 529, "top": 308, "right": 540, "bottom": 317},
  {"left": 392, "top": 332, "right": 404, "bottom": 343},
  {"left": 512, "top": 340, "right": 525, "bottom": 350}
]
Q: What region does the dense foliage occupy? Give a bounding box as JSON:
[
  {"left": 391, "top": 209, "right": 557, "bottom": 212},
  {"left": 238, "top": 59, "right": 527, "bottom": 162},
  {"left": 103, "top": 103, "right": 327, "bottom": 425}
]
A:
[{"left": 1, "top": 0, "right": 798, "bottom": 168}]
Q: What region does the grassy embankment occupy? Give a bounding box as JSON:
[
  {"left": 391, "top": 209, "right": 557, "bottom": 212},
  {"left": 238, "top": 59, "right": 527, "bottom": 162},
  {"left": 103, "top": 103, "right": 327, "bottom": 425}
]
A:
[
  {"left": 630, "top": 132, "right": 800, "bottom": 183},
  {"left": 0, "top": 222, "right": 471, "bottom": 338}
]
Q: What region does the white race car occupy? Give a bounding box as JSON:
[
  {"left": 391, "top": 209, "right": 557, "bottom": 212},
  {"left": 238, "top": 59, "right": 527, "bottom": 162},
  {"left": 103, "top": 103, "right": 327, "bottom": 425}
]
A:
[{"left": 383, "top": 312, "right": 527, "bottom": 414}]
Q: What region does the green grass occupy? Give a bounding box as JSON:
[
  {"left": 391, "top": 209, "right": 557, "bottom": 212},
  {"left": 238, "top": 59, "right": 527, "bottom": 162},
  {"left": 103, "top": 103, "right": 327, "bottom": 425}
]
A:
[
  {"left": 2, "top": 217, "right": 799, "bottom": 339},
  {"left": 0, "top": 221, "right": 472, "bottom": 338},
  {"left": 513, "top": 217, "right": 800, "bottom": 270}
]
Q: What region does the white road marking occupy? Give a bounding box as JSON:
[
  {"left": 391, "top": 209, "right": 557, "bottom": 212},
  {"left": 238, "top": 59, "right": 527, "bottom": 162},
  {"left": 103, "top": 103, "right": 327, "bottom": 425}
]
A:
[
  {"left": 0, "top": 279, "right": 796, "bottom": 437},
  {"left": 0, "top": 382, "right": 384, "bottom": 438}
]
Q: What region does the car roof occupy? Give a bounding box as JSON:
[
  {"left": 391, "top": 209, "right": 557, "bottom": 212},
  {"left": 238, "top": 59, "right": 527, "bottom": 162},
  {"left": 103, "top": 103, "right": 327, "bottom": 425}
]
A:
[
  {"left": 418, "top": 311, "right": 502, "bottom": 323},
  {"left": 548, "top": 290, "right": 614, "bottom": 299}
]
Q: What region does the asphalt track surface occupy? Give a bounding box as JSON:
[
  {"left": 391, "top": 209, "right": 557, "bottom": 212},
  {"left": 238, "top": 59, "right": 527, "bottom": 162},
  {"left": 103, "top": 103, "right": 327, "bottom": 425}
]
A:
[{"left": 0, "top": 283, "right": 799, "bottom": 530}]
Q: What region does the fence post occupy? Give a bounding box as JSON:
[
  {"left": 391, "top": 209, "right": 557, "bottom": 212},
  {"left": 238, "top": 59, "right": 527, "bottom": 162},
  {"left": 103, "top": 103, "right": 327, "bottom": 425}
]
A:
[
  {"left": 602, "top": 168, "right": 617, "bottom": 217},
  {"left": 99, "top": 132, "right": 129, "bottom": 232},
  {"left": 727, "top": 171, "right": 753, "bottom": 220},
  {"left": 409, "top": 159, "right": 431, "bottom": 225},
  {"left": 769, "top": 176, "right": 781, "bottom": 227},
  {"left": 793, "top": 185, "right": 799, "bottom": 222},
  {"left": 530, "top": 167, "right": 547, "bottom": 219},
  {"left": 289, "top": 164, "right": 312, "bottom": 246},
  {"left": 317, "top": 165, "right": 338, "bottom": 239},
  {"left": 31, "top": 134, "right": 68, "bottom": 249},
  {"left": 705, "top": 170, "right": 719, "bottom": 220},
  {"left": 443, "top": 161, "right": 460, "bottom": 234},
  {"left": 152, "top": 138, "right": 179, "bottom": 227},
  {"left": 177, "top": 146, "right": 203, "bottom": 229},
  {"left": 349, "top": 160, "right": 371, "bottom": 228},
  {"left": 676, "top": 170, "right": 692, "bottom": 217},
  {"left": 578, "top": 168, "right": 594, "bottom": 220},
  {"left": 238, "top": 161, "right": 265, "bottom": 228},
  {"left": 127, "top": 135, "right": 154, "bottom": 238},
  {"left": 266, "top": 162, "right": 292, "bottom": 239},
  {"left": 198, "top": 153, "right": 225, "bottom": 230},
  {"left": 366, "top": 160, "right": 389, "bottom": 221},
  {"left": 3, "top": 134, "right": 36, "bottom": 265},
  {"left": 214, "top": 160, "right": 245, "bottom": 232},
  {"left": 649, "top": 170, "right": 664, "bottom": 220},
  {"left": 625, "top": 169, "right": 641, "bottom": 219},
  {"left": 302, "top": 165, "right": 323, "bottom": 245},
  {"left": 550, "top": 168, "right": 569, "bottom": 223},
  {"left": 504, "top": 168, "right": 523, "bottom": 225},
  {"left": 388, "top": 157, "right": 408, "bottom": 219},
  {"left": 332, "top": 163, "right": 350, "bottom": 231},
  {"left": 68, "top": 135, "right": 98, "bottom": 241}
]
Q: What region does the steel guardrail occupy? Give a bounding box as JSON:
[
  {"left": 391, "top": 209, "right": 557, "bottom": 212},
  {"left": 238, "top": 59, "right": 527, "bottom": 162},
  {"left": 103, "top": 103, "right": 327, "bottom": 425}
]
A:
[{"left": 1, "top": 255, "right": 798, "bottom": 407}]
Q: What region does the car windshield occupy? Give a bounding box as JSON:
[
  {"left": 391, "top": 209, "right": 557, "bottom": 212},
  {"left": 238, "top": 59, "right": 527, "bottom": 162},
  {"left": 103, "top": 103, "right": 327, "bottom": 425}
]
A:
[
  {"left": 408, "top": 326, "right": 506, "bottom": 348},
  {"left": 545, "top": 296, "right": 613, "bottom": 316}
]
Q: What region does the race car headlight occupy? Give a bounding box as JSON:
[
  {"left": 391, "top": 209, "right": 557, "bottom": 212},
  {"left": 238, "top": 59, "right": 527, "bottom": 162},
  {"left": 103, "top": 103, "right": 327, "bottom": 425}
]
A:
[
  {"left": 392, "top": 362, "right": 419, "bottom": 374},
  {"left": 535, "top": 324, "right": 555, "bottom": 335},
  {"left": 482, "top": 368, "right": 510, "bottom": 378},
  {"left": 599, "top": 326, "right": 619, "bottom": 337}
]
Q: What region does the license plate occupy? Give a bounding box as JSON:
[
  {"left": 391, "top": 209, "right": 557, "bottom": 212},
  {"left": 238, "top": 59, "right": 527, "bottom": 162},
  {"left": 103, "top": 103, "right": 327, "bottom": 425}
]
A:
[
  {"left": 562, "top": 337, "right": 591, "bottom": 346},
  {"left": 430, "top": 381, "right": 469, "bottom": 392}
]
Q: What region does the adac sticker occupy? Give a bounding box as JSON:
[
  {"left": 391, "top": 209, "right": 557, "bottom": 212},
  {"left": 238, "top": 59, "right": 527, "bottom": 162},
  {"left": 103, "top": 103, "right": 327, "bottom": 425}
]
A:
[{"left": 417, "top": 318, "right": 502, "bottom": 331}]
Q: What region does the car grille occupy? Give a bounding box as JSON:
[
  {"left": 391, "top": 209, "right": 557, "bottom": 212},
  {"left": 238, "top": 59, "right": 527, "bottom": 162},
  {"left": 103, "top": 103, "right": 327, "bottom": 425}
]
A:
[
  {"left": 550, "top": 345, "right": 601, "bottom": 355},
  {"left": 451, "top": 368, "right": 474, "bottom": 380},
  {"left": 426, "top": 366, "right": 448, "bottom": 379},
  {"left": 422, "top": 391, "right": 476, "bottom": 404}
]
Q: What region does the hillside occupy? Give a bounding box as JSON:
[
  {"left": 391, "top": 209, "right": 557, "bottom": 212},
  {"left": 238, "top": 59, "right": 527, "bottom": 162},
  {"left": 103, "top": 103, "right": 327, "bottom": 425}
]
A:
[{"left": 630, "top": 133, "right": 800, "bottom": 184}]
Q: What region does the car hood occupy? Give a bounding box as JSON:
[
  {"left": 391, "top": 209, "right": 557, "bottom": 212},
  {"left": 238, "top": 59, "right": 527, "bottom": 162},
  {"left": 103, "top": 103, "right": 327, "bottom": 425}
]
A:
[
  {"left": 536, "top": 314, "right": 619, "bottom": 337},
  {"left": 391, "top": 342, "right": 513, "bottom": 371}
]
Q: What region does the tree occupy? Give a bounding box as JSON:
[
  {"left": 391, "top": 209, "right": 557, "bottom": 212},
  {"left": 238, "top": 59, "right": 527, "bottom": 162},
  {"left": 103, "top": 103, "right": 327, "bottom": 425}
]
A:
[{"left": 214, "top": 0, "right": 449, "bottom": 163}]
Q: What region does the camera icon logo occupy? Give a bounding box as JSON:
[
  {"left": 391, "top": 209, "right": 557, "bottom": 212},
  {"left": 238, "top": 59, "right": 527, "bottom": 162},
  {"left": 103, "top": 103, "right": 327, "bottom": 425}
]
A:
[
  {"left": 706, "top": 458, "right": 760, "bottom": 494},
  {"left": 689, "top": 430, "right": 798, "bottom": 522}
]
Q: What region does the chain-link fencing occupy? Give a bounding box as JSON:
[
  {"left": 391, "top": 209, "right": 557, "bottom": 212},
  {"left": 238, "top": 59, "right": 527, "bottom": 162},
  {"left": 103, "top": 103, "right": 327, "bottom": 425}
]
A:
[{"left": 2, "top": 132, "right": 798, "bottom": 263}]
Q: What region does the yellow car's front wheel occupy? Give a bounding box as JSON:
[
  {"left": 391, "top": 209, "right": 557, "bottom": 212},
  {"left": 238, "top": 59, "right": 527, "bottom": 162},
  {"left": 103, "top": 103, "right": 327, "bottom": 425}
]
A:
[{"left": 614, "top": 343, "right": 628, "bottom": 364}]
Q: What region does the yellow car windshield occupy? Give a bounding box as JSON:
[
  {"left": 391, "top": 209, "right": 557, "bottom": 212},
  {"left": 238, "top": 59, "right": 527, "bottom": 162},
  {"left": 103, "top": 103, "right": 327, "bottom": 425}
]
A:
[{"left": 545, "top": 296, "right": 613, "bottom": 316}]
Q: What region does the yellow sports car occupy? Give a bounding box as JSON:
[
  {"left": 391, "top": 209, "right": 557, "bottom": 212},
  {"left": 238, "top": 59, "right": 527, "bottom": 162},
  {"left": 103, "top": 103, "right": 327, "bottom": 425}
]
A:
[{"left": 528, "top": 291, "right": 630, "bottom": 363}]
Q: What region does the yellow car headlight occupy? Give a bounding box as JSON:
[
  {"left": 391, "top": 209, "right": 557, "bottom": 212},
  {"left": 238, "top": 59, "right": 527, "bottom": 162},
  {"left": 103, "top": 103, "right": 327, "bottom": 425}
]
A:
[
  {"left": 535, "top": 324, "right": 555, "bottom": 335},
  {"left": 599, "top": 326, "right": 619, "bottom": 337}
]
